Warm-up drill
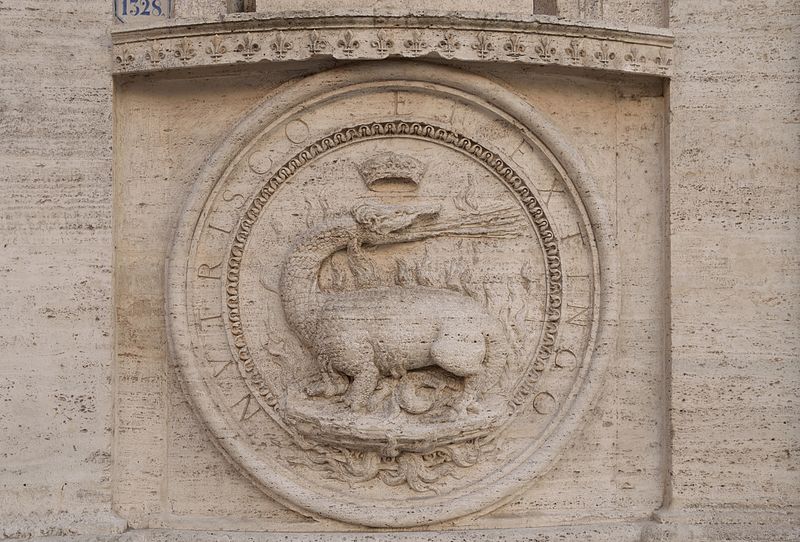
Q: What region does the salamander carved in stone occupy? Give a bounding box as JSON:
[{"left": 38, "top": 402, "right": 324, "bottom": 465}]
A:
[{"left": 280, "top": 201, "right": 521, "bottom": 415}]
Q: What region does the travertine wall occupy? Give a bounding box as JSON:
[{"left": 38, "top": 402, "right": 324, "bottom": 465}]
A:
[
  {"left": 0, "top": 0, "right": 125, "bottom": 538},
  {"left": 0, "top": 0, "right": 797, "bottom": 540},
  {"left": 667, "top": 0, "right": 800, "bottom": 515}
]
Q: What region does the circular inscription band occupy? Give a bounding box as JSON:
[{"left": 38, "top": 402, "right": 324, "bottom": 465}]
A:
[{"left": 167, "top": 62, "right": 618, "bottom": 527}]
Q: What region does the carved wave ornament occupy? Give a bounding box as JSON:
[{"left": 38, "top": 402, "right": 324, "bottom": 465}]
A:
[{"left": 167, "top": 63, "right": 617, "bottom": 527}]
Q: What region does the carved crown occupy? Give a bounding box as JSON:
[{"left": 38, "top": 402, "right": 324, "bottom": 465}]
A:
[{"left": 357, "top": 152, "right": 426, "bottom": 190}]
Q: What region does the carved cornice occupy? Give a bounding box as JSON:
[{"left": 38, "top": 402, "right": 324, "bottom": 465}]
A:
[{"left": 111, "top": 13, "right": 674, "bottom": 77}]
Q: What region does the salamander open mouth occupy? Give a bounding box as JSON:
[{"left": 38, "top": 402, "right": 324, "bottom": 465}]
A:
[
  {"left": 352, "top": 201, "right": 524, "bottom": 241},
  {"left": 352, "top": 202, "right": 442, "bottom": 235}
]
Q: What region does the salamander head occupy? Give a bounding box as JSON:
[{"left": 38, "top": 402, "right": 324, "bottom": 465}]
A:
[
  {"left": 351, "top": 201, "right": 524, "bottom": 245},
  {"left": 351, "top": 202, "right": 441, "bottom": 237}
]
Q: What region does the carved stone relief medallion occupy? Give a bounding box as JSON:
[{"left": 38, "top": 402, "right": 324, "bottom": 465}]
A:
[{"left": 167, "top": 62, "right": 616, "bottom": 527}]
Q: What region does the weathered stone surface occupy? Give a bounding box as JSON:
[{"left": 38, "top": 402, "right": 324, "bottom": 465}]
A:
[
  {"left": 667, "top": 0, "right": 800, "bottom": 515},
  {"left": 172, "top": 0, "right": 226, "bottom": 18},
  {"left": 252, "top": 0, "right": 558, "bottom": 16},
  {"left": 0, "top": 0, "right": 797, "bottom": 540},
  {"left": 0, "top": 0, "right": 126, "bottom": 538}
]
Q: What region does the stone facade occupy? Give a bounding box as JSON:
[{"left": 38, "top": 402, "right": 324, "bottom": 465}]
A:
[{"left": 0, "top": 1, "right": 797, "bottom": 541}]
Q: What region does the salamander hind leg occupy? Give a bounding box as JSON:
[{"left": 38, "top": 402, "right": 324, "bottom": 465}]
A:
[
  {"left": 305, "top": 353, "right": 349, "bottom": 398},
  {"left": 430, "top": 324, "right": 486, "bottom": 415},
  {"left": 332, "top": 339, "right": 379, "bottom": 413}
]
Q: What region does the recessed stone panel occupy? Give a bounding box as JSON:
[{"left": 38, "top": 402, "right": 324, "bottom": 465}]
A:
[{"left": 114, "top": 61, "right": 666, "bottom": 532}]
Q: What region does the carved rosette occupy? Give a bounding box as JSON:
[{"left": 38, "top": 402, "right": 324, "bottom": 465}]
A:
[{"left": 167, "top": 63, "right": 616, "bottom": 527}]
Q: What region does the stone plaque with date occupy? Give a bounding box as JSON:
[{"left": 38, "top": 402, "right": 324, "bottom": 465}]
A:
[
  {"left": 166, "top": 63, "right": 616, "bottom": 527},
  {"left": 114, "top": 0, "right": 170, "bottom": 23}
]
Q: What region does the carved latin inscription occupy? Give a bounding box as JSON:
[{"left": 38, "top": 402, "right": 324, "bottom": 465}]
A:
[{"left": 167, "top": 63, "right": 607, "bottom": 527}]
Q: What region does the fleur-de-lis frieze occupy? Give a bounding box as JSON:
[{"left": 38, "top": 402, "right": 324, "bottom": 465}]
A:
[
  {"left": 565, "top": 39, "right": 585, "bottom": 65},
  {"left": 503, "top": 35, "right": 526, "bottom": 59},
  {"left": 534, "top": 37, "right": 556, "bottom": 62},
  {"left": 438, "top": 31, "right": 461, "bottom": 58},
  {"left": 115, "top": 48, "right": 135, "bottom": 69},
  {"left": 653, "top": 49, "right": 672, "bottom": 73},
  {"left": 270, "top": 32, "right": 293, "bottom": 60},
  {"left": 206, "top": 35, "right": 227, "bottom": 62},
  {"left": 308, "top": 30, "right": 328, "bottom": 54},
  {"left": 235, "top": 33, "right": 260, "bottom": 59},
  {"left": 472, "top": 31, "right": 495, "bottom": 60},
  {"left": 624, "top": 46, "right": 646, "bottom": 71},
  {"left": 112, "top": 29, "right": 674, "bottom": 77},
  {"left": 173, "top": 38, "right": 196, "bottom": 64},
  {"left": 145, "top": 41, "right": 165, "bottom": 66},
  {"left": 371, "top": 29, "right": 394, "bottom": 55},
  {"left": 404, "top": 30, "right": 427, "bottom": 55},
  {"left": 337, "top": 30, "right": 360, "bottom": 57},
  {"left": 594, "top": 41, "right": 616, "bottom": 66}
]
